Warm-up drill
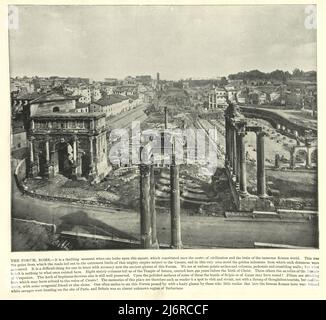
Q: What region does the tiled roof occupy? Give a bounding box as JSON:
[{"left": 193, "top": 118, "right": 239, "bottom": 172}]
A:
[
  {"left": 16, "top": 92, "right": 43, "bottom": 100},
  {"left": 93, "top": 94, "right": 129, "bottom": 106}
]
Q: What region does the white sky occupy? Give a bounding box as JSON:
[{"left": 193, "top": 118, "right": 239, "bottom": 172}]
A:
[{"left": 9, "top": 5, "right": 317, "bottom": 80}]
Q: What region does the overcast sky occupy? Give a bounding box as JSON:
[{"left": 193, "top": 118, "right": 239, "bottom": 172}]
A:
[{"left": 9, "top": 5, "right": 317, "bottom": 80}]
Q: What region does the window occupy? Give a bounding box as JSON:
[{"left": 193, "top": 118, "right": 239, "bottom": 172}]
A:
[{"left": 53, "top": 107, "right": 60, "bottom": 112}]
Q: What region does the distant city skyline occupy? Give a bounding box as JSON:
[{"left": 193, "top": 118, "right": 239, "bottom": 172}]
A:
[{"left": 9, "top": 5, "right": 317, "bottom": 81}]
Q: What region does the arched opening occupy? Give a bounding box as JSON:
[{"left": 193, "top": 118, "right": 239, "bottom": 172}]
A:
[
  {"left": 53, "top": 107, "right": 60, "bottom": 112},
  {"left": 81, "top": 152, "right": 90, "bottom": 177},
  {"left": 58, "top": 141, "right": 73, "bottom": 178},
  {"left": 38, "top": 149, "right": 47, "bottom": 177},
  {"left": 295, "top": 149, "right": 307, "bottom": 164},
  {"left": 311, "top": 149, "right": 318, "bottom": 164}
]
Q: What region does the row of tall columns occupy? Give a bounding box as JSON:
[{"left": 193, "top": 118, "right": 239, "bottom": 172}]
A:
[
  {"left": 225, "top": 121, "right": 267, "bottom": 198},
  {"left": 139, "top": 147, "right": 182, "bottom": 249},
  {"left": 139, "top": 145, "right": 159, "bottom": 249}
]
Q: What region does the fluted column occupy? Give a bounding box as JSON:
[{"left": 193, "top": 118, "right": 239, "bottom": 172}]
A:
[
  {"left": 239, "top": 131, "right": 247, "bottom": 195},
  {"left": 170, "top": 153, "right": 182, "bottom": 249},
  {"left": 256, "top": 132, "right": 267, "bottom": 197},
  {"left": 139, "top": 157, "right": 152, "bottom": 249}
]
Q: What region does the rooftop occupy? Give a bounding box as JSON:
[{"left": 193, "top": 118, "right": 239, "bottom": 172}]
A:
[{"left": 93, "top": 94, "right": 129, "bottom": 106}]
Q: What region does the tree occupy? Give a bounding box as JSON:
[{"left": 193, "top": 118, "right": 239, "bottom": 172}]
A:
[
  {"left": 219, "top": 77, "right": 228, "bottom": 87},
  {"left": 292, "top": 68, "right": 304, "bottom": 78}
]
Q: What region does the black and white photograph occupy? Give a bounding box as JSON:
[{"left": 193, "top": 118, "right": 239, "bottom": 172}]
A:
[{"left": 9, "top": 4, "right": 318, "bottom": 251}]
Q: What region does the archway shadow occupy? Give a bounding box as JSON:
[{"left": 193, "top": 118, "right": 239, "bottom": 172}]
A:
[{"left": 56, "top": 210, "right": 138, "bottom": 241}]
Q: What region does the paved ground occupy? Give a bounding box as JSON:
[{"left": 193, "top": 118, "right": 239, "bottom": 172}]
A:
[{"left": 12, "top": 189, "right": 318, "bottom": 249}]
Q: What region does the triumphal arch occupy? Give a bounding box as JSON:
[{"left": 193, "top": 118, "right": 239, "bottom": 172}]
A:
[{"left": 28, "top": 112, "right": 110, "bottom": 183}]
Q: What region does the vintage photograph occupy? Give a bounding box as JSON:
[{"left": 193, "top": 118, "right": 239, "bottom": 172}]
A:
[{"left": 9, "top": 5, "right": 318, "bottom": 251}]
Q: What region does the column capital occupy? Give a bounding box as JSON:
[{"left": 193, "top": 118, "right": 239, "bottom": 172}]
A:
[
  {"left": 237, "top": 130, "right": 246, "bottom": 137},
  {"left": 29, "top": 135, "right": 35, "bottom": 142},
  {"left": 72, "top": 135, "right": 78, "bottom": 142}
]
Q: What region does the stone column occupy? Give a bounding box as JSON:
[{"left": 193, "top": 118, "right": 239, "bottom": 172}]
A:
[
  {"left": 92, "top": 136, "right": 98, "bottom": 173},
  {"left": 170, "top": 153, "right": 182, "bottom": 249},
  {"left": 275, "top": 154, "right": 280, "bottom": 169},
  {"left": 236, "top": 132, "right": 241, "bottom": 186},
  {"left": 229, "top": 126, "right": 234, "bottom": 171},
  {"left": 28, "top": 136, "right": 36, "bottom": 177},
  {"left": 150, "top": 163, "right": 159, "bottom": 248},
  {"left": 290, "top": 148, "right": 295, "bottom": 169},
  {"left": 160, "top": 131, "right": 165, "bottom": 163},
  {"left": 43, "top": 136, "right": 50, "bottom": 179},
  {"left": 90, "top": 119, "right": 95, "bottom": 131},
  {"left": 256, "top": 132, "right": 267, "bottom": 197},
  {"left": 306, "top": 144, "right": 311, "bottom": 168},
  {"left": 139, "top": 159, "right": 152, "bottom": 249},
  {"left": 239, "top": 131, "right": 248, "bottom": 195},
  {"left": 232, "top": 128, "right": 237, "bottom": 178},
  {"left": 29, "top": 137, "right": 34, "bottom": 163},
  {"left": 71, "top": 136, "right": 78, "bottom": 180},
  {"left": 164, "top": 106, "right": 168, "bottom": 129},
  {"left": 89, "top": 136, "right": 94, "bottom": 173},
  {"left": 224, "top": 117, "right": 229, "bottom": 165}
]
